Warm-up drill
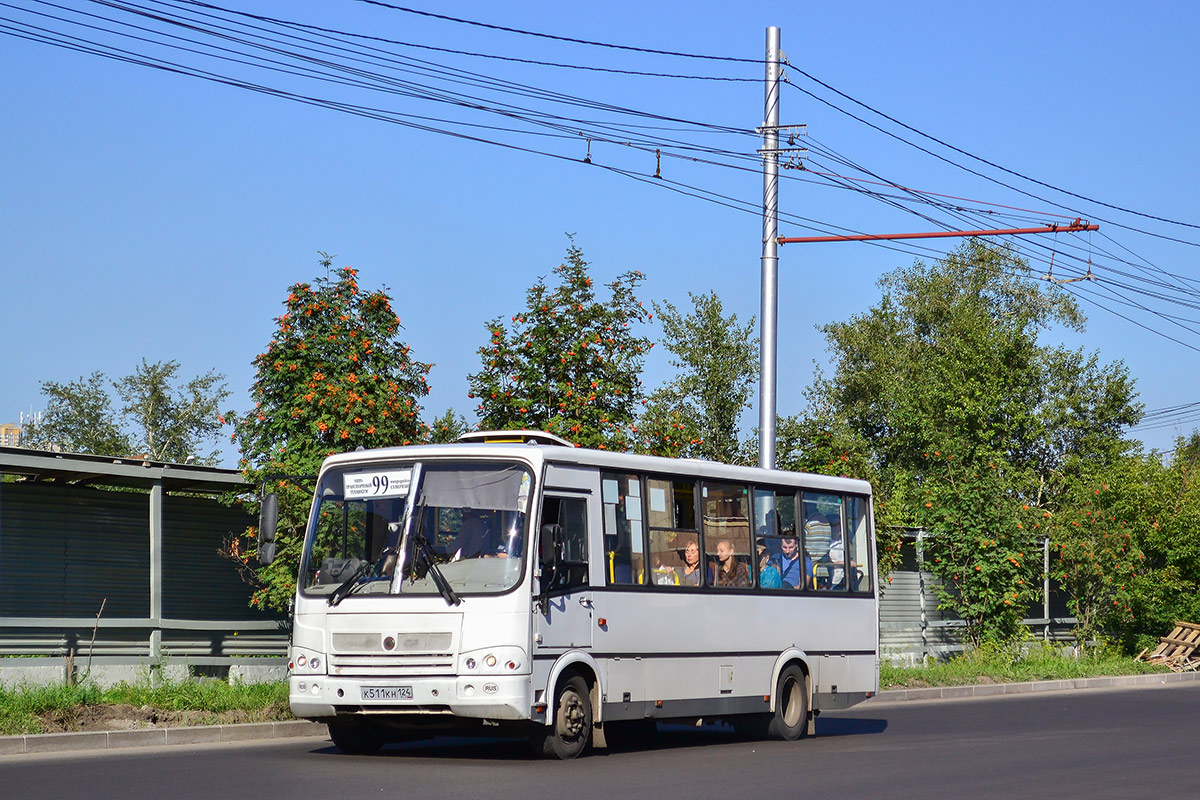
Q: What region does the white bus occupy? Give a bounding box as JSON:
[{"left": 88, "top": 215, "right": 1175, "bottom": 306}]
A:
[{"left": 265, "top": 431, "right": 878, "bottom": 758}]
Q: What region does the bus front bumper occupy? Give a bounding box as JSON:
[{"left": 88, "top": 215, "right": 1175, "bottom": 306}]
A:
[{"left": 289, "top": 674, "right": 531, "bottom": 721}]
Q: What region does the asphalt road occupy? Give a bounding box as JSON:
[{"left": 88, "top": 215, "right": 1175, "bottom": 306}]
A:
[{"left": 4, "top": 684, "right": 1196, "bottom": 799}]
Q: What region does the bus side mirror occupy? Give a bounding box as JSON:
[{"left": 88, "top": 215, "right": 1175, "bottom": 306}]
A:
[{"left": 258, "top": 493, "right": 279, "bottom": 566}]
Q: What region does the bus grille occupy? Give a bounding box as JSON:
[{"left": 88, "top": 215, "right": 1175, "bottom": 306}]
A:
[{"left": 329, "top": 653, "right": 455, "bottom": 677}]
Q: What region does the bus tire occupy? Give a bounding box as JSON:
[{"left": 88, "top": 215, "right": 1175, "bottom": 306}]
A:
[
  {"left": 768, "top": 665, "right": 808, "bottom": 741},
  {"left": 328, "top": 719, "right": 385, "bottom": 755},
  {"left": 534, "top": 675, "right": 592, "bottom": 759}
]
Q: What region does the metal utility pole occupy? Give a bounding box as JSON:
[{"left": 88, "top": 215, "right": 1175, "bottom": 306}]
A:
[{"left": 758, "top": 26, "right": 781, "bottom": 470}]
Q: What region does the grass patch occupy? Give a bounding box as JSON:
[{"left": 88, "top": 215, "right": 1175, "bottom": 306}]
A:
[
  {"left": 0, "top": 679, "right": 290, "bottom": 736},
  {"left": 881, "top": 642, "right": 1170, "bottom": 689}
]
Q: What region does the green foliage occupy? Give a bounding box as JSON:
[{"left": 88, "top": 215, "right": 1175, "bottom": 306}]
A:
[
  {"left": 799, "top": 240, "right": 1141, "bottom": 643},
  {"left": 21, "top": 372, "right": 131, "bottom": 456},
  {"left": 880, "top": 640, "right": 1167, "bottom": 689},
  {"left": 1048, "top": 477, "right": 1145, "bottom": 646},
  {"left": 231, "top": 253, "right": 432, "bottom": 611},
  {"left": 1118, "top": 437, "right": 1200, "bottom": 651},
  {"left": 467, "top": 242, "right": 652, "bottom": 449},
  {"left": 0, "top": 679, "right": 289, "bottom": 736},
  {"left": 427, "top": 408, "right": 470, "bottom": 443},
  {"left": 114, "top": 358, "right": 229, "bottom": 464},
  {"left": 21, "top": 363, "right": 229, "bottom": 464},
  {"left": 916, "top": 452, "right": 1040, "bottom": 647},
  {"left": 636, "top": 291, "right": 757, "bottom": 462}
]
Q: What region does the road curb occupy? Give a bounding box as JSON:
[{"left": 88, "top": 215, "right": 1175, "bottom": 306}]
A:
[
  {"left": 3, "top": 673, "right": 1198, "bottom": 755},
  {"left": 875, "top": 670, "right": 1200, "bottom": 703},
  {"left": 0, "top": 719, "right": 327, "bottom": 756}
]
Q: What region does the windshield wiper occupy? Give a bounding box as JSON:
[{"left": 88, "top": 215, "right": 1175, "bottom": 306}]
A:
[
  {"left": 411, "top": 502, "right": 461, "bottom": 606},
  {"left": 327, "top": 560, "right": 372, "bottom": 607}
]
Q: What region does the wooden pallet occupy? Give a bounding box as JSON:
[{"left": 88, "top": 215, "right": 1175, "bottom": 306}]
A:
[{"left": 1137, "top": 621, "right": 1200, "bottom": 672}]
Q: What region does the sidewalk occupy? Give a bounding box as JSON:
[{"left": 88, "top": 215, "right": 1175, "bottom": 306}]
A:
[
  {"left": 4, "top": 671, "right": 1199, "bottom": 756},
  {"left": 0, "top": 719, "right": 327, "bottom": 757},
  {"left": 873, "top": 669, "right": 1200, "bottom": 703}
]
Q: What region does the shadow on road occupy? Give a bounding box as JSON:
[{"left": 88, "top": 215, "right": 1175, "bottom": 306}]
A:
[{"left": 308, "top": 715, "right": 887, "bottom": 760}]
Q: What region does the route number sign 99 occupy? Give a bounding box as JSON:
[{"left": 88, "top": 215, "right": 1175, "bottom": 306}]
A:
[{"left": 344, "top": 468, "right": 412, "bottom": 500}]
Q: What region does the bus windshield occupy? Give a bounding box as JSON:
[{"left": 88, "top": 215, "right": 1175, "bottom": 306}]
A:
[{"left": 300, "top": 460, "right": 533, "bottom": 599}]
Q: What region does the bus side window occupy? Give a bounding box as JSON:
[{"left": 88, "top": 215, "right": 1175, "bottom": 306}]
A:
[
  {"left": 845, "top": 496, "right": 872, "bottom": 592},
  {"left": 541, "top": 496, "right": 589, "bottom": 592},
  {"left": 804, "top": 492, "right": 847, "bottom": 592},
  {"left": 602, "top": 473, "right": 645, "bottom": 585},
  {"left": 703, "top": 482, "right": 752, "bottom": 588}
]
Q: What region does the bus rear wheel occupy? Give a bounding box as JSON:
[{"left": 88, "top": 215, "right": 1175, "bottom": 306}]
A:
[
  {"left": 533, "top": 675, "right": 592, "bottom": 759},
  {"left": 768, "top": 665, "right": 809, "bottom": 740},
  {"left": 328, "top": 719, "right": 386, "bottom": 755}
]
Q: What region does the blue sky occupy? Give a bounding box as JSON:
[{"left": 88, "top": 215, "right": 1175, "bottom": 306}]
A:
[{"left": 3, "top": 0, "right": 1198, "bottom": 466}]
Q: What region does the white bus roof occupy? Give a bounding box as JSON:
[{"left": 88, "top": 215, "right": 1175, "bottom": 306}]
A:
[{"left": 319, "top": 436, "right": 872, "bottom": 496}]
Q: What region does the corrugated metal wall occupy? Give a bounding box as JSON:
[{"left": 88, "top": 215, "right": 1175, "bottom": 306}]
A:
[
  {"left": 163, "top": 495, "right": 262, "bottom": 620},
  {"left": 0, "top": 482, "right": 273, "bottom": 621},
  {"left": 879, "top": 532, "right": 1076, "bottom": 661},
  {"left": 0, "top": 482, "right": 149, "bottom": 617}
]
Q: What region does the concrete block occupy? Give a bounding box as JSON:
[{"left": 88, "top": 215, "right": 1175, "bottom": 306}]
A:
[
  {"left": 229, "top": 664, "right": 288, "bottom": 684},
  {"left": 23, "top": 731, "right": 109, "bottom": 754},
  {"left": 0, "top": 665, "right": 67, "bottom": 690},
  {"left": 220, "top": 722, "right": 276, "bottom": 742},
  {"left": 165, "top": 725, "right": 224, "bottom": 745},
  {"left": 1028, "top": 679, "right": 1070, "bottom": 693},
  {"left": 107, "top": 729, "right": 168, "bottom": 749},
  {"left": 273, "top": 721, "right": 326, "bottom": 739},
  {"left": 0, "top": 736, "right": 27, "bottom": 755},
  {"left": 938, "top": 685, "right": 976, "bottom": 699}
]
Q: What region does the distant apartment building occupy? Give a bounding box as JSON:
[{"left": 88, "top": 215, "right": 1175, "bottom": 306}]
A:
[{"left": 0, "top": 423, "right": 20, "bottom": 447}]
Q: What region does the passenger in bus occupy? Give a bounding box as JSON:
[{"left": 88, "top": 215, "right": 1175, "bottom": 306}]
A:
[
  {"left": 711, "top": 539, "right": 751, "bottom": 587},
  {"left": 652, "top": 553, "right": 680, "bottom": 585},
  {"left": 678, "top": 539, "right": 702, "bottom": 586},
  {"left": 757, "top": 542, "right": 782, "bottom": 589},
  {"left": 775, "top": 536, "right": 810, "bottom": 589}
]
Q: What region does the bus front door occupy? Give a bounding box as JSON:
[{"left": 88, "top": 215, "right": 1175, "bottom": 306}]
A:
[{"left": 535, "top": 493, "right": 593, "bottom": 651}]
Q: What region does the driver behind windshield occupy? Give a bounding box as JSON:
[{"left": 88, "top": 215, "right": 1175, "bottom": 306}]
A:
[{"left": 452, "top": 509, "right": 501, "bottom": 560}]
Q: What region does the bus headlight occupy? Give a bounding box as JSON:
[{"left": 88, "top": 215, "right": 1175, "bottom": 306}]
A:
[
  {"left": 290, "top": 647, "right": 327, "bottom": 674},
  {"left": 459, "top": 646, "right": 526, "bottom": 675}
]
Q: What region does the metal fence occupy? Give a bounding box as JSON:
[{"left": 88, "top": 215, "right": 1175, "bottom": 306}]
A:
[{"left": 879, "top": 530, "right": 1077, "bottom": 663}]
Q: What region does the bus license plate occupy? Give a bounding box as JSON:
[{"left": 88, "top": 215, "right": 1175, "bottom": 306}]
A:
[{"left": 361, "top": 686, "right": 413, "bottom": 701}]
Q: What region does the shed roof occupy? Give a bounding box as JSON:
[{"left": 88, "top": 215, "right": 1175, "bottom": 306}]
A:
[{"left": 0, "top": 446, "right": 248, "bottom": 494}]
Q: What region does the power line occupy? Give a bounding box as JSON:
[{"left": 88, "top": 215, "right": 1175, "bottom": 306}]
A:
[
  {"left": 350, "top": 0, "right": 760, "bottom": 64},
  {"left": 175, "top": 0, "right": 757, "bottom": 82},
  {"left": 785, "top": 62, "right": 1200, "bottom": 234}
]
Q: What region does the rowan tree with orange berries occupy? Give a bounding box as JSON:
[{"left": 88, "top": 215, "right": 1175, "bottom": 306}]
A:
[
  {"left": 467, "top": 243, "right": 652, "bottom": 450},
  {"left": 230, "top": 253, "right": 432, "bottom": 611},
  {"left": 1047, "top": 480, "right": 1144, "bottom": 648}
]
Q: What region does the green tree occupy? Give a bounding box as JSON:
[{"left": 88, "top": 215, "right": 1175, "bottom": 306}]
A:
[
  {"left": 232, "top": 254, "right": 432, "bottom": 611},
  {"left": 428, "top": 408, "right": 470, "bottom": 443},
  {"left": 114, "top": 358, "right": 229, "bottom": 465},
  {"left": 1119, "top": 437, "right": 1200, "bottom": 651},
  {"left": 467, "top": 242, "right": 652, "bottom": 449},
  {"left": 21, "top": 363, "right": 230, "bottom": 463},
  {"left": 637, "top": 292, "right": 757, "bottom": 462},
  {"left": 802, "top": 240, "right": 1141, "bottom": 641},
  {"left": 21, "top": 372, "right": 132, "bottom": 456},
  {"left": 1048, "top": 476, "right": 1145, "bottom": 647},
  {"left": 915, "top": 451, "right": 1040, "bottom": 647}
]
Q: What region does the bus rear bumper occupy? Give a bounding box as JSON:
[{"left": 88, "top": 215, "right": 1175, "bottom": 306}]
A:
[{"left": 290, "top": 674, "right": 532, "bottom": 722}]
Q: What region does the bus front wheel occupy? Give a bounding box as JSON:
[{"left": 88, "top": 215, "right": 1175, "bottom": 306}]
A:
[
  {"left": 768, "top": 665, "right": 809, "bottom": 741},
  {"left": 533, "top": 675, "right": 592, "bottom": 759}
]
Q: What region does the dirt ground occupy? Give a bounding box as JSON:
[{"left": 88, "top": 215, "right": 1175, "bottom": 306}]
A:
[{"left": 35, "top": 703, "right": 294, "bottom": 734}]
